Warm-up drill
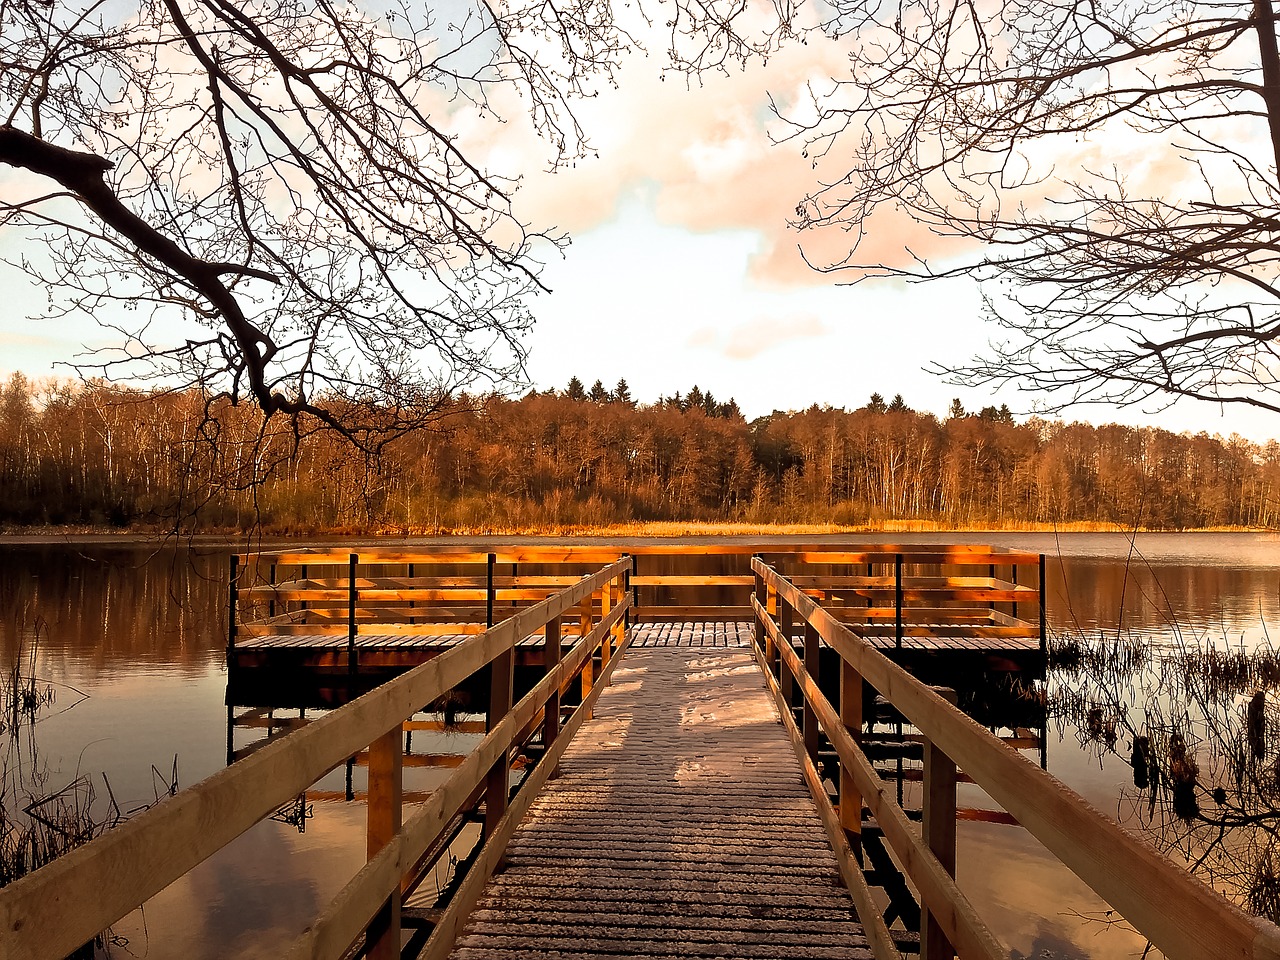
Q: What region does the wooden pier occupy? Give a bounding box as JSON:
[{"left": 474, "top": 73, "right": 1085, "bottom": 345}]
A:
[
  {"left": 3, "top": 543, "right": 1277, "bottom": 960},
  {"left": 450, "top": 624, "right": 873, "bottom": 960}
]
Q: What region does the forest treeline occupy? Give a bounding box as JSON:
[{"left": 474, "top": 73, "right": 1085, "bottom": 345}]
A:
[{"left": 0, "top": 373, "right": 1275, "bottom": 531}]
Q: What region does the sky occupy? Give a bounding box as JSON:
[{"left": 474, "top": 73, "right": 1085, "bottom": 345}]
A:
[{"left": 1, "top": 27, "right": 1278, "bottom": 443}]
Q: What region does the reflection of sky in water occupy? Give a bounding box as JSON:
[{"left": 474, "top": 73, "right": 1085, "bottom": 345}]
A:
[{"left": 2, "top": 534, "right": 1278, "bottom": 957}]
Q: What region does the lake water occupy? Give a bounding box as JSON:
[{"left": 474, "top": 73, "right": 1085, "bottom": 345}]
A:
[{"left": 1, "top": 531, "right": 1277, "bottom": 959}]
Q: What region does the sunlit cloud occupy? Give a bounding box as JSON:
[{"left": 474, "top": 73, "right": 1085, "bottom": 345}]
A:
[{"left": 687, "top": 313, "right": 829, "bottom": 360}]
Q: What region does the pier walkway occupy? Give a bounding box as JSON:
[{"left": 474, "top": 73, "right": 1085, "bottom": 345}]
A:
[
  {"left": 4, "top": 544, "right": 1278, "bottom": 960},
  {"left": 452, "top": 622, "right": 871, "bottom": 960}
]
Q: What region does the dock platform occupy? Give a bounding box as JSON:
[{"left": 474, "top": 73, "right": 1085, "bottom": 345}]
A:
[{"left": 451, "top": 622, "right": 871, "bottom": 960}]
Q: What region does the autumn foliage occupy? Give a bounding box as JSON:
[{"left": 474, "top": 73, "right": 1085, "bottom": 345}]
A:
[{"left": 0, "top": 374, "right": 1274, "bottom": 532}]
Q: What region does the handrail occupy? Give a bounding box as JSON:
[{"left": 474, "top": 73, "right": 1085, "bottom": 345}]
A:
[
  {"left": 0, "top": 559, "right": 631, "bottom": 960},
  {"left": 753, "top": 557, "right": 1280, "bottom": 960}
]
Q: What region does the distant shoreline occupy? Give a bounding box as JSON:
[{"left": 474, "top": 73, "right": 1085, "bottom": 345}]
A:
[{"left": 0, "top": 521, "right": 1273, "bottom": 547}]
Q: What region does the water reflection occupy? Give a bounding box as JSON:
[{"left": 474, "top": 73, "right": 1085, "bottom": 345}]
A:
[{"left": 0, "top": 534, "right": 1278, "bottom": 959}]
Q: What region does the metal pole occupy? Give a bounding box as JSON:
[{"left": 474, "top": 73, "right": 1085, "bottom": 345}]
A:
[
  {"left": 348, "top": 553, "right": 358, "bottom": 687},
  {"left": 486, "top": 553, "right": 496, "bottom": 627},
  {"left": 894, "top": 553, "right": 903, "bottom": 651}
]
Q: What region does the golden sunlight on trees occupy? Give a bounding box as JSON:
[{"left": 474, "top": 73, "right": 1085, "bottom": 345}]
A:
[
  {"left": 781, "top": 0, "right": 1280, "bottom": 415},
  {"left": 0, "top": 374, "right": 1274, "bottom": 531}
]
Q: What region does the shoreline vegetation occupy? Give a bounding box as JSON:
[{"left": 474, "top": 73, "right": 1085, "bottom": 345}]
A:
[
  {"left": 2, "top": 373, "right": 1278, "bottom": 534},
  {"left": 0, "top": 520, "right": 1273, "bottom": 545}
]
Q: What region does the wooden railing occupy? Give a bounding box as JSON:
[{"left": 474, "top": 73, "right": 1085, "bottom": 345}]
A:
[
  {"left": 0, "top": 560, "right": 631, "bottom": 960},
  {"left": 231, "top": 542, "right": 1044, "bottom": 638},
  {"left": 751, "top": 557, "right": 1280, "bottom": 960}
]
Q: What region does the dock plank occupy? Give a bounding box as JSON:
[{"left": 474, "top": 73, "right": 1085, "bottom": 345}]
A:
[{"left": 446, "top": 623, "right": 870, "bottom": 960}]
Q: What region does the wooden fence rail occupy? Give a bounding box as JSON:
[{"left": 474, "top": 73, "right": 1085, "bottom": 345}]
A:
[
  {"left": 752, "top": 557, "right": 1280, "bottom": 960},
  {"left": 0, "top": 559, "right": 631, "bottom": 960}
]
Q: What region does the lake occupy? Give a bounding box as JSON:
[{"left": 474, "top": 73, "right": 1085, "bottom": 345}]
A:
[{"left": 1, "top": 531, "right": 1277, "bottom": 958}]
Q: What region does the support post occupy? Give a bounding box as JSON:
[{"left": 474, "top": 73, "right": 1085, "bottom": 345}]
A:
[
  {"left": 366, "top": 726, "right": 403, "bottom": 960},
  {"left": 579, "top": 598, "right": 594, "bottom": 720},
  {"left": 803, "top": 621, "right": 820, "bottom": 764},
  {"left": 485, "top": 645, "right": 514, "bottom": 843},
  {"left": 778, "top": 595, "right": 793, "bottom": 703},
  {"left": 764, "top": 579, "right": 777, "bottom": 664},
  {"left": 921, "top": 688, "right": 958, "bottom": 960},
  {"left": 347, "top": 553, "right": 358, "bottom": 687},
  {"left": 894, "top": 553, "right": 904, "bottom": 651},
  {"left": 753, "top": 560, "right": 765, "bottom": 654},
  {"left": 839, "top": 658, "right": 863, "bottom": 852},
  {"left": 543, "top": 615, "right": 562, "bottom": 753},
  {"left": 486, "top": 553, "right": 496, "bottom": 627},
  {"left": 600, "top": 580, "right": 613, "bottom": 667}
]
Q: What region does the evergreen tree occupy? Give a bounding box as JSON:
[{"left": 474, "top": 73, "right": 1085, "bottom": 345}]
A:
[
  {"left": 589, "top": 379, "right": 610, "bottom": 402},
  {"left": 687, "top": 385, "right": 705, "bottom": 412},
  {"left": 947, "top": 398, "right": 966, "bottom": 420},
  {"left": 702, "top": 390, "right": 718, "bottom": 416},
  {"left": 565, "top": 376, "right": 587, "bottom": 401},
  {"left": 614, "top": 378, "right": 634, "bottom": 406},
  {"left": 888, "top": 394, "right": 908, "bottom": 413},
  {"left": 866, "top": 393, "right": 887, "bottom": 414}
]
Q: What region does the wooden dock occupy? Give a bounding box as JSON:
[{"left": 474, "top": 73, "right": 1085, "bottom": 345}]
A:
[
  {"left": 5, "top": 544, "right": 1274, "bottom": 960},
  {"left": 451, "top": 623, "right": 871, "bottom": 960}
]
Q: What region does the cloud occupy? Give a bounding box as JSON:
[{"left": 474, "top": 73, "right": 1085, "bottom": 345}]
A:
[{"left": 687, "top": 313, "right": 829, "bottom": 360}]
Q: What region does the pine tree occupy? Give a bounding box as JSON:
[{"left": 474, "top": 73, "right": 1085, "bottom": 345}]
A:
[
  {"left": 687, "top": 385, "right": 705, "bottom": 412},
  {"left": 589, "top": 379, "right": 610, "bottom": 402},
  {"left": 565, "top": 376, "right": 586, "bottom": 401},
  {"left": 866, "top": 393, "right": 887, "bottom": 414},
  {"left": 614, "top": 378, "right": 634, "bottom": 406},
  {"left": 888, "top": 394, "right": 908, "bottom": 413},
  {"left": 947, "top": 398, "right": 966, "bottom": 420}
]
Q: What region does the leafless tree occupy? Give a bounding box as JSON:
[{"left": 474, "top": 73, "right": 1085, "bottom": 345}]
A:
[
  {"left": 1, "top": 0, "right": 636, "bottom": 447},
  {"left": 780, "top": 0, "right": 1280, "bottom": 415}
]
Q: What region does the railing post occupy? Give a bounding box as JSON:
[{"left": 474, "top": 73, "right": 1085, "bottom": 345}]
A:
[
  {"left": 579, "top": 597, "right": 594, "bottom": 720},
  {"left": 614, "top": 568, "right": 627, "bottom": 649},
  {"left": 778, "top": 593, "right": 793, "bottom": 704},
  {"left": 894, "top": 553, "right": 904, "bottom": 651},
  {"left": 839, "top": 657, "right": 863, "bottom": 853},
  {"left": 600, "top": 578, "right": 613, "bottom": 667},
  {"left": 630, "top": 554, "right": 639, "bottom": 623},
  {"left": 764, "top": 578, "right": 777, "bottom": 664},
  {"left": 485, "top": 643, "right": 514, "bottom": 844},
  {"left": 268, "top": 561, "right": 276, "bottom": 619},
  {"left": 348, "top": 553, "right": 359, "bottom": 686},
  {"left": 486, "top": 553, "right": 496, "bottom": 627},
  {"left": 543, "top": 615, "right": 562, "bottom": 753},
  {"left": 922, "top": 687, "right": 958, "bottom": 960},
  {"left": 803, "top": 621, "right": 820, "bottom": 764},
  {"left": 366, "top": 725, "right": 403, "bottom": 960},
  {"left": 753, "top": 558, "right": 765, "bottom": 653}
]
